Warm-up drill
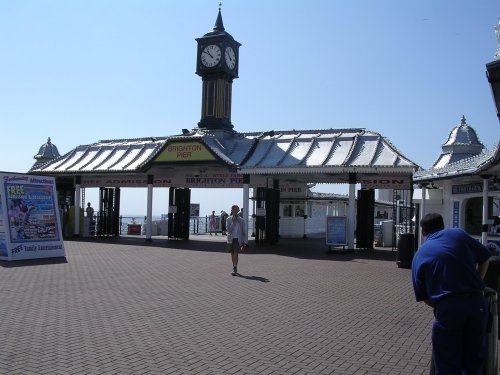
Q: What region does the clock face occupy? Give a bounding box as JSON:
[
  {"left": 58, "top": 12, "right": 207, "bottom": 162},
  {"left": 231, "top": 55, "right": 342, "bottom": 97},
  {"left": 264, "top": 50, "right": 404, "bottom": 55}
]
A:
[
  {"left": 225, "top": 46, "right": 236, "bottom": 69},
  {"left": 201, "top": 44, "right": 221, "bottom": 67}
]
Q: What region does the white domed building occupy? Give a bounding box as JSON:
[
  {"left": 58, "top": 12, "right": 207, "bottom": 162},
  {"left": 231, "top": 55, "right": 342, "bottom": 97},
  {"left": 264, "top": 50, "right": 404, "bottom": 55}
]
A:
[{"left": 413, "top": 115, "right": 500, "bottom": 251}]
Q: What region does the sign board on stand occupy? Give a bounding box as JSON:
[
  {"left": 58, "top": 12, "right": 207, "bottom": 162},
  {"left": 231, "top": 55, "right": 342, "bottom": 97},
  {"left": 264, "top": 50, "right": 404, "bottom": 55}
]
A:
[
  {"left": 0, "top": 172, "right": 65, "bottom": 261},
  {"left": 190, "top": 204, "right": 200, "bottom": 217},
  {"left": 326, "top": 216, "right": 348, "bottom": 251}
]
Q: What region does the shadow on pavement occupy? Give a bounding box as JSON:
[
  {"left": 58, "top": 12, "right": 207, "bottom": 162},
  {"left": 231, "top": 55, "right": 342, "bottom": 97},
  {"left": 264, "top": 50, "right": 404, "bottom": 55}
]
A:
[
  {"left": 0, "top": 256, "right": 68, "bottom": 268},
  {"left": 236, "top": 273, "right": 270, "bottom": 282},
  {"left": 67, "top": 235, "right": 398, "bottom": 263}
]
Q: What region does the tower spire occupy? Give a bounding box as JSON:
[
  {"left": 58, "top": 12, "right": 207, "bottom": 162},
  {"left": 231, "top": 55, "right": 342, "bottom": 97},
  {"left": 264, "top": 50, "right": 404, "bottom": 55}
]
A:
[
  {"left": 461, "top": 115, "right": 467, "bottom": 126},
  {"left": 495, "top": 16, "right": 500, "bottom": 60},
  {"left": 213, "top": 2, "right": 225, "bottom": 32}
]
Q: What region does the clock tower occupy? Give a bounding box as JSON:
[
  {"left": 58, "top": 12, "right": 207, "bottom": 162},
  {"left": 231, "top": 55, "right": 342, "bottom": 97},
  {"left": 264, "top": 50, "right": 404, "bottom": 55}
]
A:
[{"left": 196, "top": 6, "right": 241, "bottom": 131}]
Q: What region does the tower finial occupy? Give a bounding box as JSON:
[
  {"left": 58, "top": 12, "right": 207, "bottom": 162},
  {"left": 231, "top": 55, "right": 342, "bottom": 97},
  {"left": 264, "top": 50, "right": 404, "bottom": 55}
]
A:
[
  {"left": 495, "top": 16, "right": 500, "bottom": 60},
  {"left": 461, "top": 115, "right": 467, "bottom": 125},
  {"left": 213, "top": 2, "right": 225, "bottom": 31}
]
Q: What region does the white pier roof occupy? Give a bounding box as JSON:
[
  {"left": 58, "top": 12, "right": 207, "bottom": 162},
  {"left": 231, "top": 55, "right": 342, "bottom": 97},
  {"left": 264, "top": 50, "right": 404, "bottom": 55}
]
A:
[{"left": 30, "top": 128, "right": 419, "bottom": 181}]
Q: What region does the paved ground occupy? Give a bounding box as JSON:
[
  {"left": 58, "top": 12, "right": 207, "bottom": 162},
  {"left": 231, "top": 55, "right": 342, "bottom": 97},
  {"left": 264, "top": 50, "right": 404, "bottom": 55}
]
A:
[{"left": 0, "top": 235, "right": 460, "bottom": 374}]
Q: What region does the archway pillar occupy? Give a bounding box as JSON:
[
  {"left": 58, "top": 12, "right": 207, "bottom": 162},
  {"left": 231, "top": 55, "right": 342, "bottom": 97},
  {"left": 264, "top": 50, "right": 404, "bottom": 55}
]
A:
[
  {"left": 146, "top": 175, "right": 154, "bottom": 242},
  {"left": 418, "top": 183, "right": 428, "bottom": 247},
  {"left": 348, "top": 173, "right": 356, "bottom": 249},
  {"left": 243, "top": 174, "right": 250, "bottom": 242},
  {"left": 74, "top": 176, "right": 81, "bottom": 238}
]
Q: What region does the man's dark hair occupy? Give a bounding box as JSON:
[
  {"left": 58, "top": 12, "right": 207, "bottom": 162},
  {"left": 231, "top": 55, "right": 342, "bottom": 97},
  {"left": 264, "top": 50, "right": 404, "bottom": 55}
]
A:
[{"left": 420, "top": 213, "right": 445, "bottom": 235}]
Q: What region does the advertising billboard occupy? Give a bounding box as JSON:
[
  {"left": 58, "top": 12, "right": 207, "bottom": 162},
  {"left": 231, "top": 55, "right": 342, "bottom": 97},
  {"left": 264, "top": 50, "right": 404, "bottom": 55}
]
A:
[{"left": 0, "top": 172, "right": 65, "bottom": 261}]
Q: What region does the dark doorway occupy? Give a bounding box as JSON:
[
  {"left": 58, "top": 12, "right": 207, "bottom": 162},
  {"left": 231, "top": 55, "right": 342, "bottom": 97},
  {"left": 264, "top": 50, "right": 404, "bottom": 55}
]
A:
[
  {"left": 356, "top": 189, "right": 375, "bottom": 249},
  {"left": 255, "top": 187, "right": 280, "bottom": 245},
  {"left": 97, "top": 187, "right": 120, "bottom": 236},
  {"left": 168, "top": 188, "right": 191, "bottom": 239}
]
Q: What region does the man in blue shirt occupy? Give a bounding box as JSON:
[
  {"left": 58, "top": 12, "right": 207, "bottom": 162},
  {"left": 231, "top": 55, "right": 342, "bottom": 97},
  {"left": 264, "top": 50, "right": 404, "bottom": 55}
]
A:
[{"left": 412, "top": 213, "right": 491, "bottom": 374}]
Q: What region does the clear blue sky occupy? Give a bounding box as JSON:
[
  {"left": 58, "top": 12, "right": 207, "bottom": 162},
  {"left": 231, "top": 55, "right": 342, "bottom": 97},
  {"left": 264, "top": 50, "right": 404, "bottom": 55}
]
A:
[{"left": 0, "top": 1, "right": 499, "bottom": 216}]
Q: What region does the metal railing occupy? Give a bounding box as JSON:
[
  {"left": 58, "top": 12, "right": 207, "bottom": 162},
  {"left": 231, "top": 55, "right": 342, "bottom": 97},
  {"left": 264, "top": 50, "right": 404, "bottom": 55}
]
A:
[{"left": 85, "top": 214, "right": 253, "bottom": 236}]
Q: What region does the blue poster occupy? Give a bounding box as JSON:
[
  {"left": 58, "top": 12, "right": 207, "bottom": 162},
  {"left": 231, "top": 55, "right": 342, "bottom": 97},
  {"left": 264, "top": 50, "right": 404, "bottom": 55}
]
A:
[
  {"left": 453, "top": 201, "right": 460, "bottom": 228},
  {"left": 0, "top": 191, "right": 6, "bottom": 257},
  {"left": 326, "top": 216, "right": 347, "bottom": 246},
  {"left": 5, "top": 183, "right": 60, "bottom": 243},
  {"left": 0, "top": 173, "right": 65, "bottom": 261}
]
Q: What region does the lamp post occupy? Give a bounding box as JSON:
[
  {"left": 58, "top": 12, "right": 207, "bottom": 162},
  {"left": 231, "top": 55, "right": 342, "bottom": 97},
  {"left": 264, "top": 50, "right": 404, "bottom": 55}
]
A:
[{"left": 486, "top": 17, "right": 500, "bottom": 122}]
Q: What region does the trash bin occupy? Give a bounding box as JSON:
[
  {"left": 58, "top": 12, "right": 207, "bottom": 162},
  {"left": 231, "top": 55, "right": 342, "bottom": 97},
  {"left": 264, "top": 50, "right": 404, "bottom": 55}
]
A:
[{"left": 396, "top": 233, "right": 414, "bottom": 269}]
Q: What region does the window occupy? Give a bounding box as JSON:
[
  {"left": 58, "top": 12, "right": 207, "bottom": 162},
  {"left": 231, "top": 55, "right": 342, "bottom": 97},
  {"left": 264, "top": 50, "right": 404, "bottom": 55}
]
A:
[
  {"left": 283, "top": 205, "right": 293, "bottom": 217},
  {"left": 490, "top": 197, "right": 500, "bottom": 236},
  {"left": 295, "top": 205, "right": 304, "bottom": 217},
  {"left": 465, "top": 197, "right": 484, "bottom": 235},
  {"left": 464, "top": 196, "right": 500, "bottom": 236}
]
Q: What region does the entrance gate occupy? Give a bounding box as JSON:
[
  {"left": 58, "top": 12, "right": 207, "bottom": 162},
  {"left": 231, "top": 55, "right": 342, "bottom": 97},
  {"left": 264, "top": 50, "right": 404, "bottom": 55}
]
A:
[
  {"left": 255, "top": 187, "right": 280, "bottom": 245},
  {"left": 356, "top": 189, "right": 375, "bottom": 249},
  {"left": 168, "top": 188, "right": 191, "bottom": 239},
  {"left": 98, "top": 187, "right": 120, "bottom": 236},
  {"left": 392, "top": 188, "right": 416, "bottom": 250}
]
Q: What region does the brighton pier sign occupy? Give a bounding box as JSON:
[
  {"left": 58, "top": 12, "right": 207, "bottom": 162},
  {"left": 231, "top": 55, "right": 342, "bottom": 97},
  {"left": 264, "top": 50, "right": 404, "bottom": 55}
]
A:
[{"left": 81, "top": 173, "right": 267, "bottom": 188}]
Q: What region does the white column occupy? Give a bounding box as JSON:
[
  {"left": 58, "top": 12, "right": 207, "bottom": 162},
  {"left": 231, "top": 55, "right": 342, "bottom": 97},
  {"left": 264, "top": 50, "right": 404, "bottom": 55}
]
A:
[
  {"left": 146, "top": 176, "right": 153, "bottom": 241},
  {"left": 441, "top": 180, "right": 453, "bottom": 227},
  {"left": 243, "top": 176, "right": 250, "bottom": 242},
  {"left": 419, "top": 185, "right": 427, "bottom": 247},
  {"left": 348, "top": 180, "right": 356, "bottom": 249},
  {"left": 482, "top": 177, "right": 489, "bottom": 245},
  {"left": 74, "top": 177, "right": 81, "bottom": 237}
]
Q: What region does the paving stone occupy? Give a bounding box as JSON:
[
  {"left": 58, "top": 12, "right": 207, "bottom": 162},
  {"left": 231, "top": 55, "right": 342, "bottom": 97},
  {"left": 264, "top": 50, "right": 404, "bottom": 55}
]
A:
[{"left": 0, "top": 235, "right": 495, "bottom": 374}]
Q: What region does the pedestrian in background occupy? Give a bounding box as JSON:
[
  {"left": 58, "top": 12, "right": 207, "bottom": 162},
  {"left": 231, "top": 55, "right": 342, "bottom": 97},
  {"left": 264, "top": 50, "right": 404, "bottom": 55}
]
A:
[
  {"left": 220, "top": 210, "right": 228, "bottom": 235},
  {"left": 411, "top": 213, "right": 491, "bottom": 374},
  {"left": 209, "top": 210, "right": 217, "bottom": 235},
  {"left": 86, "top": 202, "right": 94, "bottom": 223},
  {"left": 226, "top": 204, "right": 247, "bottom": 276}
]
